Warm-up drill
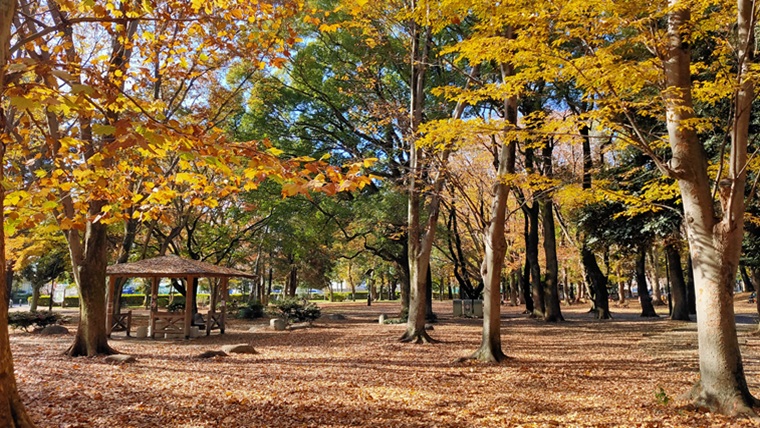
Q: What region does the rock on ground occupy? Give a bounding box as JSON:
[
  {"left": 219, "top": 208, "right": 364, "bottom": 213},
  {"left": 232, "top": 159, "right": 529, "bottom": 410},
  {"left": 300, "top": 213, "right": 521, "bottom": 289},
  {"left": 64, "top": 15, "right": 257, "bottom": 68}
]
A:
[
  {"left": 39, "top": 325, "right": 69, "bottom": 335},
  {"left": 196, "top": 350, "right": 228, "bottom": 359},
  {"left": 221, "top": 344, "right": 257, "bottom": 354},
  {"left": 105, "top": 354, "right": 136, "bottom": 364}
]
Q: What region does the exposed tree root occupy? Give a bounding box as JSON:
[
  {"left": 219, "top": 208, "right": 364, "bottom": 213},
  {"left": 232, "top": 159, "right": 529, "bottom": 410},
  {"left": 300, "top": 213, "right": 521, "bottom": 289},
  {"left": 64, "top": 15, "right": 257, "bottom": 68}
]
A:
[
  {"left": 686, "top": 380, "right": 760, "bottom": 420},
  {"left": 456, "top": 346, "right": 509, "bottom": 364},
  {"left": 64, "top": 337, "right": 118, "bottom": 357},
  {"left": 594, "top": 308, "right": 613, "bottom": 320},
  {"left": 399, "top": 330, "right": 438, "bottom": 344}
]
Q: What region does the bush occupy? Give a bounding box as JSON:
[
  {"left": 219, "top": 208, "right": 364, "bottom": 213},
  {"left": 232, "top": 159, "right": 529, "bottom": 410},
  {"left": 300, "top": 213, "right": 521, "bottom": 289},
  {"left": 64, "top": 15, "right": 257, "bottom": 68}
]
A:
[
  {"left": 270, "top": 298, "right": 321, "bottom": 324},
  {"left": 9, "top": 311, "right": 62, "bottom": 331},
  {"left": 31, "top": 296, "right": 81, "bottom": 307},
  {"left": 167, "top": 298, "right": 185, "bottom": 312},
  {"left": 237, "top": 301, "right": 264, "bottom": 319}
]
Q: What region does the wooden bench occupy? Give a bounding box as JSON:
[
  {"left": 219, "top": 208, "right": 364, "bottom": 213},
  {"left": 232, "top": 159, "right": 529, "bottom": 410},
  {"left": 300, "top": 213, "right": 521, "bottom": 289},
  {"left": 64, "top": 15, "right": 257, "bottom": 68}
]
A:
[
  {"left": 111, "top": 310, "right": 132, "bottom": 336},
  {"left": 152, "top": 312, "right": 185, "bottom": 338}
]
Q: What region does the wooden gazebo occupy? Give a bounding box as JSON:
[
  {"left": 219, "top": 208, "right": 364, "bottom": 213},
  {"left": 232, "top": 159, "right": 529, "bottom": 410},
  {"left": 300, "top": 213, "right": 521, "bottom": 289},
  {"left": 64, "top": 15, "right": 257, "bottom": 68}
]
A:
[{"left": 106, "top": 255, "right": 255, "bottom": 339}]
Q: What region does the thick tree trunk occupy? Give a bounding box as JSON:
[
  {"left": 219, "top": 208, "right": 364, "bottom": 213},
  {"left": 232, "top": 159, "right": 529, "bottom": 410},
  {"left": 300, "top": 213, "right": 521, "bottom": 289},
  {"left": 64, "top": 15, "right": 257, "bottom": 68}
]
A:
[
  {"left": 666, "top": 241, "right": 690, "bottom": 321},
  {"left": 581, "top": 246, "right": 611, "bottom": 319},
  {"left": 541, "top": 199, "right": 563, "bottom": 322},
  {"left": 524, "top": 202, "right": 544, "bottom": 317},
  {"left": 637, "top": 246, "right": 658, "bottom": 317},
  {"left": 0, "top": 6, "right": 36, "bottom": 417},
  {"left": 66, "top": 220, "right": 116, "bottom": 357},
  {"left": 540, "top": 139, "right": 563, "bottom": 321},
  {"left": 665, "top": 0, "right": 756, "bottom": 415}
]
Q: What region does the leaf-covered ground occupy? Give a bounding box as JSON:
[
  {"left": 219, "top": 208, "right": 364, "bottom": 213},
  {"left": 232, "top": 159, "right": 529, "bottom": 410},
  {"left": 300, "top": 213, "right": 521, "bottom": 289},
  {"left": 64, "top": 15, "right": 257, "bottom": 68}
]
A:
[{"left": 10, "top": 298, "right": 760, "bottom": 427}]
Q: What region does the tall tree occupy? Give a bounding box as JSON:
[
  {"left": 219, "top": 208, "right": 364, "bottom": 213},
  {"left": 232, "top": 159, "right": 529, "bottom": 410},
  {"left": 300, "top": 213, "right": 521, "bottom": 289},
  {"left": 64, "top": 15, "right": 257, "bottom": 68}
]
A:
[
  {"left": 0, "top": 0, "right": 35, "bottom": 424},
  {"left": 663, "top": 0, "right": 757, "bottom": 414}
]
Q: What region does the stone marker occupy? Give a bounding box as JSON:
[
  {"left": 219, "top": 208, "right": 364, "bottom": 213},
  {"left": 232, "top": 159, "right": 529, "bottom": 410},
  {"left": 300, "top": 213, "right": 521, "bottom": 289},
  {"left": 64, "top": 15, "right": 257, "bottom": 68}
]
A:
[
  {"left": 40, "top": 325, "right": 69, "bottom": 335},
  {"left": 270, "top": 318, "right": 286, "bottom": 331},
  {"left": 222, "top": 344, "right": 257, "bottom": 354},
  {"left": 135, "top": 326, "right": 148, "bottom": 338},
  {"left": 105, "top": 354, "right": 136, "bottom": 364},
  {"left": 379, "top": 314, "right": 387, "bottom": 324}
]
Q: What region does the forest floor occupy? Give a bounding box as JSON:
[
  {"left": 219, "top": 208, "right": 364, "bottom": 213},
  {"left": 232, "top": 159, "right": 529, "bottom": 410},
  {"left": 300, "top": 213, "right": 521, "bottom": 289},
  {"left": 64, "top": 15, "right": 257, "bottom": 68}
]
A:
[{"left": 10, "top": 296, "right": 760, "bottom": 427}]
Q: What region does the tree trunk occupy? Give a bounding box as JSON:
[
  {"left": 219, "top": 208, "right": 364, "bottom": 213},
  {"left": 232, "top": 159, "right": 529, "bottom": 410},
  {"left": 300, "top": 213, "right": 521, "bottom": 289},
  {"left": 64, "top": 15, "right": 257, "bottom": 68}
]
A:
[
  {"left": 665, "top": 0, "right": 756, "bottom": 414},
  {"left": 524, "top": 202, "right": 544, "bottom": 317},
  {"left": 581, "top": 246, "right": 611, "bottom": 319},
  {"left": 401, "top": 13, "right": 436, "bottom": 344},
  {"left": 648, "top": 248, "right": 663, "bottom": 305},
  {"left": 468, "top": 59, "right": 515, "bottom": 361},
  {"left": 665, "top": 240, "right": 690, "bottom": 321},
  {"left": 617, "top": 264, "right": 626, "bottom": 305},
  {"left": 637, "top": 246, "right": 658, "bottom": 317},
  {"left": 0, "top": 4, "right": 36, "bottom": 420},
  {"left": 520, "top": 257, "right": 533, "bottom": 313},
  {"left": 30, "top": 287, "right": 40, "bottom": 312},
  {"left": 65, "top": 219, "right": 117, "bottom": 357},
  {"left": 540, "top": 141, "right": 563, "bottom": 322}
]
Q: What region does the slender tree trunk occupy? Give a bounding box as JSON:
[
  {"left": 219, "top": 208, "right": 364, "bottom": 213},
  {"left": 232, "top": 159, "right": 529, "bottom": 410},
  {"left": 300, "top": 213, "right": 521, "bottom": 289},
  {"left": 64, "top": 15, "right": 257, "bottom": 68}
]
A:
[
  {"left": 520, "top": 257, "right": 533, "bottom": 313},
  {"left": 468, "top": 58, "right": 515, "bottom": 361},
  {"left": 648, "top": 248, "right": 664, "bottom": 305},
  {"left": 30, "top": 287, "right": 40, "bottom": 312},
  {"left": 665, "top": 240, "right": 690, "bottom": 321},
  {"left": 402, "top": 12, "right": 436, "bottom": 344},
  {"left": 637, "top": 246, "right": 658, "bottom": 317},
  {"left": 665, "top": 0, "right": 756, "bottom": 414},
  {"left": 617, "top": 263, "right": 626, "bottom": 305}
]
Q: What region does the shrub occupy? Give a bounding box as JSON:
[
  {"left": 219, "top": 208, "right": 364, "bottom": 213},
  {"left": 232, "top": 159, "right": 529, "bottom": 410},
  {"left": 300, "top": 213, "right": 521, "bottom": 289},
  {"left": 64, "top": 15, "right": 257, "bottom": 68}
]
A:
[
  {"left": 270, "top": 297, "right": 321, "bottom": 324},
  {"left": 167, "top": 298, "right": 186, "bottom": 312},
  {"left": 9, "top": 311, "right": 62, "bottom": 331},
  {"left": 237, "top": 301, "right": 264, "bottom": 319},
  {"left": 31, "top": 296, "right": 81, "bottom": 307}
]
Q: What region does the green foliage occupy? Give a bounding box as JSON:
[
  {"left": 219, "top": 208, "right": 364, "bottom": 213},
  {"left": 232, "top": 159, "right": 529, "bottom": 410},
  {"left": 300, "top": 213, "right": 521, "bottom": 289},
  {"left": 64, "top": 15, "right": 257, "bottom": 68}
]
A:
[
  {"left": 329, "top": 291, "right": 369, "bottom": 302},
  {"left": 30, "top": 295, "right": 80, "bottom": 307},
  {"left": 8, "top": 311, "right": 62, "bottom": 331},
  {"left": 655, "top": 387, "right": 670, "bottom": 406},
  {"left": 237, "top": 301, "right": 265, "bottom": 319},
  {"left": 167, "top": 298, "right": 186, "bottom": 312},
  {"left": 270, "top": 297, "right": 321, "bottom": 324}
]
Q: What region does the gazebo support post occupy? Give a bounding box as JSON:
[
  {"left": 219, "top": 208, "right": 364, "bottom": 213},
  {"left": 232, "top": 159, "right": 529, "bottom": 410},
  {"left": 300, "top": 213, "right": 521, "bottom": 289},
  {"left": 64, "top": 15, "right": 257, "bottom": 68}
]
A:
[
  {"left": 106, "top": 276, "right": 116, "bottom": 337},
  {"left": 221, "top": 278, "right": 228, "bottom": 334},
  {"left": 207, "top": 281, "right": 216, "bottom": 336},
  {"left": 150, "top": 277, "right": 158, "bottom": 339},
  {"left": 184, "top": 275, "right": 195, "bottom": 339}
]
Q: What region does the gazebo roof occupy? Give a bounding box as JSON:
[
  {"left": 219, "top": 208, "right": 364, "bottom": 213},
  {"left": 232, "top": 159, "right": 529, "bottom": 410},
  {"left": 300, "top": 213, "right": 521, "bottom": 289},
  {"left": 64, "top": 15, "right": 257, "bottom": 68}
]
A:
[{"left": 106, "top": 255, "right": 255, "bottom": 279}]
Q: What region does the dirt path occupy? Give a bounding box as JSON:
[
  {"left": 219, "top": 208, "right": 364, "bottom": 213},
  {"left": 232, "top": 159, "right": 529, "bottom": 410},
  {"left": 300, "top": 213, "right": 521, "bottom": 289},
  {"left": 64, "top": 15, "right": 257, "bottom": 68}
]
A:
[{"left": 10, "top": 299, "right": 760, "bottom": 427}]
